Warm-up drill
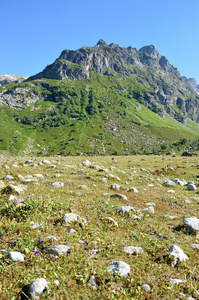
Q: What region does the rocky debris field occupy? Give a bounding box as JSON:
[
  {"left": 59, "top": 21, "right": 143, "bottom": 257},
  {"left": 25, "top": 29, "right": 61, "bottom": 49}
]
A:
[{"left": 1, "top": 154, "right": 199, "bottom": 299}]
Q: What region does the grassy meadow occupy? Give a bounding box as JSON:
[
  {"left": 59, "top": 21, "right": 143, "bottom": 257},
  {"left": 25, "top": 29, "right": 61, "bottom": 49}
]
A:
[{"left": 1, "top": 154, "right": 199, "bottom": 299}]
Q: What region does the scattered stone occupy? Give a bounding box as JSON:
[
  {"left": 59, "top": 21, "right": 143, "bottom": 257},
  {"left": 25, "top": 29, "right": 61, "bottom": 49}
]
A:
[
  {"left": 63, "top": 213, "right": 83, "bottom": 226},
  {"left": 47, "top": 245, "right": 70, "bottom": 256},
  {"left": 89, "top": 165, "right": 101, "bottom": 169},
  {"left": 122, "top": 246, "right": 143, "bottom": 255},
  {"left": 167, "top": 190, "right": 175, "bottom": 193},
  {"left": 183, "top": 217, "right": 199, "bottom": 233},
  {"left": 53, "top": 280, "right": 60, "bottom": 286},
  {"left": 190, "top": 244, "right": 199, "bottom": 250},
  {"left": 17, "top": 174, "right": 24, "bottom": 180},
  {"left": 28, "top": 278, "right": 49, "bottom": 300},
  {"left": 32, "top": 223, "right": 42, "bottom": 229},
  {"left": 126, "top": 187, "right": 138, "bottom": 193},
  {"left": 145, "top": 202, "right": 156, "bottom": 206},
  {"left": 88, "top": 276, "right": 97, "bottom": 290},
  {"left": 142, "top": 206, "right": 154, "bottom": 214},
  {"left": 34, "top": 174, "right": 44, "bottom": 178},
  {"left": 76, "top": 185, "right": 87, "bottom": 189},
  {"left": 107, "top": 261, "right": 130, "bottom": 277},
  {"left": 116, "top": 205, "right": 136, "bottom": 215},
  {"left": 52, "top": 182, "right": 64, "bottom": 188},
  {"left": 104, "top": 217, "right": 118, "bottom": 227},
  {"left": 4, "top": 175, "right": 14, "bottom": 180},
  {"left": 13, "top": 198, "right": 25, "bottom": 208},
  {"left": 8, "top": 251, "right": 24, "bottom": 262},
  {"left": 110, "top": 184, "right": 120, "bottom": 190},
  {"left": 81, "top": 160, "right": 91, "bottom": 167},
  {"left": 68, "top": 228, "right": 76, "bottom": 234},
  {"left": 110, "top": 193, "right": 127, "bottom": 201},
  {"left": 163, "top": 180, "right": 176, "bottom": 187},
  {"left": 142, "top": 284, "right": 151, "bottom": 291},
  {"left": 7, "top": 195, "right": 17, "bottom": 201},
  {"left": 187, "top": 183, "right": 197, "bottom": 191},
  {"left": 2, "top": 184, "right": 26, "bottom": 194},
  {"left": 168, "top": 245, "right": 188, "bottom": 267},
  {"left": 42, "top": 159, "right": 51, "bottom": 164},
  {"left": 173, "top": 178, "right": 187, "bottom": 186},
  {"left": 169, "top": 278, "right": 184, "bottom": 285}
]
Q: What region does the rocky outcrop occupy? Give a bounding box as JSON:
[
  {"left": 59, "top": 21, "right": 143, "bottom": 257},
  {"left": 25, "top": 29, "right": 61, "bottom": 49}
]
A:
[{"left": 0, "top": 74, "right": 28, "bottom": 86}]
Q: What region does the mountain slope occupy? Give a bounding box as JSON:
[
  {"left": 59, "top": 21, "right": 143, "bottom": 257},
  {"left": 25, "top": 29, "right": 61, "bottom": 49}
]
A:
[{"left": 0, "top": 40, "right": 199, "bottom": 156}]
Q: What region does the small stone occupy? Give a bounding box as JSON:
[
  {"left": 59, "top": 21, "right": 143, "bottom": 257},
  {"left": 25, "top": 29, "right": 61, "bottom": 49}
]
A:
[
  {"left": 142, "top": 206, "right": 154, "bottom": 214},
  {"left": 187, "top": 183, "right": 197, "bottom": 191},
  {"left": 42, "top": 159, "right": 51, "bottom": 164},
  {"left": 163, "top": 180, "right": 176, "bottom": 187},
  {"left": 53, "top": 280, "right": 60, "bottom": 286},
  {"left": 52, "top": 182, "right": 64, "bottom": 188},
  {"left": 4, "top": 175, "right": 14, "bottom": 180},
  {"left": 169, "top": 278, "right": 184, "bottom": 285},
  {"left": 63, "top": 213, "right": 80, "bottom": 226},
  {"left": 32, "top": 223, "right": 42, "bottom": 229},
  {"left": 13, "top": 198, "right": 25, "bottom": 208},
  {"left": 169, "top": 245, "right": 188, "bottom": 267},
  {"left": 167, "top": 190, "right": 175, "bottom": 193},
  {"left": 104, "top": 217, "right": 118, "bottom": 227},
  {"left": 122, "top": 246, "right": 143, "bottom": 255},
  {"left": 68, "top": 228, "right": 76, "bottom": 234},
  {"left": 88, "top": 276, "right": 97, "bottom": 290},
  {"left": 183, "top": 217, "right": 199, "bottom": 233},
  {"left": 47, "top": 245, "right": 70, "bottom": 256},
  {"left": 115, "top": 205, "right": 136, "bottom": 215},
  {"left": 8, "top": 251, "right": 24, "bottom": 262},
  {"left": 28, "top": 278, "right": 49, "bottom": 300},
  {"left": 81, "top": 160, "right": 91, "bottom": 167},
  {"left": 142, "top": 284, "right": 151, "bottom": 291},
  {"left": 107, "top": 261, "right": 130, "bottom": 277},
  {"left": 126, "top": 187, "right": 138, "bottom": 193},
  {"left": 190, "top": 244, "right": 199, "bottom": 250},
  {"left": 110, "top": 193, "right": 127, "bottom": 201},
  {"left": 145, "top": 202, "right": 156, "bottom": 206},
  {"left": 110, "top": 184, "right": 120, "bottom": 190}
]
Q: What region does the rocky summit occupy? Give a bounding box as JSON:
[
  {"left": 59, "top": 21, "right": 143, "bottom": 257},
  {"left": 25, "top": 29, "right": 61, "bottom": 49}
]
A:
[{"left": 0, "top": 40, "right": 199, "bottom": 156}]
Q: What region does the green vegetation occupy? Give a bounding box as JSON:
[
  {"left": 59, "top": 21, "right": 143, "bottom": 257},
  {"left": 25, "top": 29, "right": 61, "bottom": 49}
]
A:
[{"left": 1, "top": 155, "right": 199, "bottom": 299}]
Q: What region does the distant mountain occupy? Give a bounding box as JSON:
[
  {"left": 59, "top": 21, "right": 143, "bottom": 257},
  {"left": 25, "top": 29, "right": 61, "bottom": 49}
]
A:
[
  {"left": 0, "top": 74, "right": 28, "bottom": 86},
  {"left": 0, "top": 40, "right": 199, "bottom": 156},
  {"left": 187, "top": 78, "right": 199, "bottom": 93}
]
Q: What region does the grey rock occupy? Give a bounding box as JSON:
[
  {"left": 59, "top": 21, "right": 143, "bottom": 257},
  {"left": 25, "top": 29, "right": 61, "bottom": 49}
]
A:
[
  {"left": 142, "top": 206, "right": 154, "bottom": 214},
  {"left": 169, "top": 278, "right": 184, "bottom": 285},
  {"left": 52, "top": 182, "right": 64, "bottom": 187},
  {"left": 32, "top": 223, "right": 42, "bottom": 229},
  {"left": 107, "top": 261, "right": 130, "bottom": 276},
  {"left": 110, "top": 184, "right": 120, "bottom": 190},
  {"left": 142, "top": 284, "right": 151, "bottom": 291},
  {"left": 47, "top": 245, "right": 70, "bottom": 256},
  {"left": 187, "top": 183, "right": 197, "bottom": 191},
  {"left": 190, "top": 244, "right": 199, "bottom": 250},
  {"left": 169, "top": 245, "right": 188, "bottom": 267},
  {"left": 88, "top": 276, "right": 97, "bottom": 290},
  {"left": 116, "top": 205, "right": 136, "bottom": 215},
  {"left": 126, "top": 187, "right": 138, "bottom": 193},
  {"left": 110, "top": 193, "right": 127, "bottom": 201},
  {"left": 122, "top": 246, "right": 143, "bottom": 254},
  {"left": 183, "top": 217, "right": 199, "bottom": 232},
  {"left": 63, "top": 213, "right": 82, "bottom": 226},
  {"left": 81, "top": 159, "right": 91, "bottom": 167},
  {"left": 4, "top": 175, "right": 14, "bottom": 180},
  {"left": 28, "top": 278, "right": 49, "bottom": 300},
  {"left": 163, "top": 180, "right": 176, "bottom": 187},
  {"left": 13, "top": 198, "right": 25, "bottom": 208},
  {"left": 8, "top": 251, "right": 24, "bottom": 262},
  {"left": 173, "top": 178, "right": 187, "bottom": 186}
]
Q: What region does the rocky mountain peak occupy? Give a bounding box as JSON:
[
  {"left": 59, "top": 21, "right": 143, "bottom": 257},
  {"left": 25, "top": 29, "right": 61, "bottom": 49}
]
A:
[
  {"left": 139, "top": 45, "right": 161, "bottom": 59},
  {"left": 96, "top": 39, "right": 107, "bottom": 46}
]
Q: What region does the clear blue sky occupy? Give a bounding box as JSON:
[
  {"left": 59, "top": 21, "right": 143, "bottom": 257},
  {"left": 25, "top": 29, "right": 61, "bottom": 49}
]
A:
[{"left": 1, "top": 0, "right": 199, "bottom": 82}]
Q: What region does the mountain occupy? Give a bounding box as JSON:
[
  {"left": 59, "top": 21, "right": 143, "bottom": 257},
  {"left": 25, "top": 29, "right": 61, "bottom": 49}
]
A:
[
  {"left": 188, "top": 78, "right": 199, "bottom": 94},
  {"left": 0, "top": 40, "right": 199, "bottom": 156},
  {"left": 0, "top": 74, "right": 28, "bottom": 86}
]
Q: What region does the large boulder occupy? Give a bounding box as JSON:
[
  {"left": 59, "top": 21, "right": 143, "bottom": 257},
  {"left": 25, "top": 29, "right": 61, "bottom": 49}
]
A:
[{"left": 183, "top": 217, "right": 199, "bottom": 233}]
